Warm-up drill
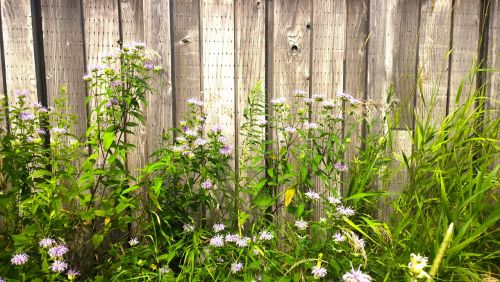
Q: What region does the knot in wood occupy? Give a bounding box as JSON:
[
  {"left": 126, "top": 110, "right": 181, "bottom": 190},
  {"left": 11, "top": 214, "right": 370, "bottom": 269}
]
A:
[{"left": 181, "top": 37, "right": 192, "bottom": 44}]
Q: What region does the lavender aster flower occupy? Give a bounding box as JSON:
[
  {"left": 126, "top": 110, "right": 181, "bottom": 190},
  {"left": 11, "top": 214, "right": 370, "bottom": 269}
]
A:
[
  {"left": 333, "top": 232, "right": 346, "bottom": 243},
  {"left": 220, "top": 144, "right": 233, "bottom": 156},
  {"left": 201, "top": 180, "right": 213, "bottom": 190},
  {"left": 36, "top": 128, "right": 47, "bottom": 135},
  {"left": 129, "top": 237, "right": 139, "bottom": 246},
  {"left": 89, "top": 64, "right": 103, "bottom": 72},
  {"left": 230, "top": 262, "right": 243, "bottom": 273},
  {"left": 50, "top": 260, "right": 68, "bottom": 273},
  {"left": 51, "top": 127, "right": 67, "bottom": 135},
  {"left": 225, "top": 233, "right": 239, "bottom": 243},
  {"left": 255, "top": 115, "right": 267, "bottom": 126},
  {"left": 321, "top": 100, "right": 335, "bottom": 109},
  {"left": 144, "top": 62, "right": 154, "bottom": 70},
  {"left": 235, "top": 236, "right": 250, "bottom": 247},
  {"left": 341, "top": 265, "right": 372, "bottom": 282},
  {"left": 213, "top": 223, "right": 225, "bottom": 233},
  {"left": 211, "top": 125, "right": 223, "bottom": 133},
  {"left": 312, "top": 93, "right": 325, "bottom": 101},
  {"left": 48, "top": 245, "right": 69, "bottom": 258},
  {"left": 271, "top": 97, "right": 286, "bottom": 106},
  {"left": 305, "top": 190, "right": 320, "bottom": 200},
  {"left": 292, "top": 89, "right": 307, "bottom": 97},
  {"left": 295, "top": 219, "right": 308, "bottom": 231},
  {"left": 106, "top": 97, "right": 119, "bottom": 108},
  {"left": 183, "top": 223, "right": 195, "bottom": 233},
  {"left": 19, "top": 112, "right": 35, "bottom": 121},
  {"left": 312, "top": 265, "right": 328, "bottom": 278},
  {"left": 334, "top": 162, "right": 348, "bottom": 172},
  {"left": 194, "top": 138, "right": 208, "bottom": 146},
  {"left": 0, "top": 277, "right": 6, "bottom": 282},
  {"left": 111, "top": 80, "right": 123, "bottom": 87},
  {"left": 11, "top": 253, "right": 29, "bottom": 265},
  {"left": 209, "top": 235, "right": 224, "bottom": 247},
  {"left": 284, "top": 126, "right": 297, "bottom": 134},
  {"left": 83, "top": 73, "right": 92, "bottom": 82},
  {"left": 336, "top": 205, "right": 355, "bottom": 217},
  {"left": 327, "top": 196, "right": 341, "bottom": 205},
  {"left": 67, "top": 269, "right": 80, "bottom": 280},
  {"left": 303, "top": 97, "right": 314, "bottom": 104},
  {"left": 187, "top": 97, "right": 203, "bottom": 107},
  {"left": 184, "top": 129, "right": 198, "bottom": 137},
  {"left": 39, "top": 237, "right": 56, "bottom": 248},
  {"left": 258, "top": 230, "right": 274, "bottom": 241},
  {"left": 15, "top": 89, "right": 30, "bottom": 98}
]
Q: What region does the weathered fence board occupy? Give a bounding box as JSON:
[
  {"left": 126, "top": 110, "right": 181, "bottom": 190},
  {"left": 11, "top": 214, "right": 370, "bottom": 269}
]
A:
[
  {"left": 41, "top": 0, "right": 87, "bottom": 137},
  {"left": 1, "top": 0, "right": 37, "bottom": 104},
  {"left": 487, "top": 0, "right": 500, "bottom": 118}
]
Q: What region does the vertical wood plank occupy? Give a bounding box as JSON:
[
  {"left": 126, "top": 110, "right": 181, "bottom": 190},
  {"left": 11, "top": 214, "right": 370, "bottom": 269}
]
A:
[
  {"left": 201, "top": 0, "right": 235, "bottom": 160},
  {"left": 235, "top": 0, "right": 266, "bottom": 210},
  {"left": 448, "top": 0, "right": 480, "bottom": 113},
  {"left": 172, "top": 0, "right": 201, "bottom": 121},
  {"left": 41, "top": 0, "right": 87, "bottom": 137},
  {"left": 417, "top": 0, "right": 453, "bottom": 126},
  {"left": 486, "top": 0, "right": 499, "bottom": 118},
  {"left": 344, "top": 0, "right": 368, "bottom": 180},
  {"left": 143, "top": 0, "right": 173, "bottom": 155},
  {"left": 310, "top": 0, "right": 346, "bottom": 218},
  {"left": 1, "top": 0, "right": 37, "bottom": 105},
  {"left": 120, "top": 0, "right": 146, "bottom": 176}
]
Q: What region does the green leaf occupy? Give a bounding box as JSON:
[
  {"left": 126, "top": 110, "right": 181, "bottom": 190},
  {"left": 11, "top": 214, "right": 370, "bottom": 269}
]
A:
[
  {"left": 92, "top": 234, "right": 104, "bottom": 248},
  {"left": 103, "top": 131, "right": 114, "bottom": 150}
]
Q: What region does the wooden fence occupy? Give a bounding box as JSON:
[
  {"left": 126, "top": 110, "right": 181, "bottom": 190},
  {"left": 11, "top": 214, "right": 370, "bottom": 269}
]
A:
[{"left": 0, "top": 0, "right": 499, "bottom": 196}]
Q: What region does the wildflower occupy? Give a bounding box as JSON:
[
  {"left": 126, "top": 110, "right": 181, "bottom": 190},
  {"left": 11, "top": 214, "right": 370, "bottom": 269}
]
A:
[
  {"left": 225, "top": 233, "right": 239, "bottom": 243},
  {"left": 218, "top": 135, "right": 228, "bottom": 143},
  {"left": 182, "top": 150, "right": 195, "bottom": 158},
  {"left": 217, "top": 257, "right": 225, "bottom": 262},
  {"left": 312, "top": 93, "right": 325, "bottom": 101},
  {"left": 408, "top": 253, "right": 430, "bottom": 279},
  {"left": 144, "top": 62, "right": 154, "bottom": 70},
  {"left": 337, "top": 92, "right": 354, "bottom": 100},
  {"left": 111, "top": 80, "right": 122, "bottom": 87},
  {"left": 334, "top": 113, "right": 344, "bottom": 120},
  {"left": 27, "top": 136, "right": 35, "bottom": 143},
  {"left": 89, "top": 64, "right": 103, "bottom": 72},
  {"left": 201, "top": 179, "right": 213, "bottom": 190},
  {"left": 284, "top": 126, "right": 296, "bottom": 134},
  {"left": 303, "top": 97, "right": 314, "bottom": 104},
  {"left": 187, "top": 97, "right": 203, "bottom": 107},
  {"left": 312, "top": 265, "right": 327, "bottom": 279},
  {"left": 235, "top": 236, "right": 250, "bottom": 247},
  {"left": 172, "top": 144, "right": 189, "bottom": 153},
  {"left": 253, "top": 249, "right": 260, "bottom": 255},
  {"left": 183, "top": 223, "right": 195, "bottom": 233},
  {"left": 51, "top": 127, "right": 67, "bottom": 135},
  {"left": 184, "top": 129, "right": 198, "bottom": 137},
  {"left": 230, "top": 262, "right": 243, "bottom": 273},
  {"left": 83, "top": 73, "right": 92, "bottom": 81},
  {"left": 39, "top": 237, "right": 56, "bottom": 248},
  {"left": 19, "top": 112, "right": 35, "bottom": 121},
  {"left": 336, "top": 205, "right": 355, "bottom": 217},
  {"left": 303, "top": 122, "right": 319, "bottom": 130},
  {"left": 321, "top": 100, "right": 335, "bottom": 109},
  {"left": 220, "top": 144, "right": 233, "bottom": 156},
  {"left": 348, "top": 97, "right": 361, "bottom": 105},
  {"left": 194, "top": 138, "right": 208, "bottom": 146},
  {"left": 327, "top": 196, "right": 341, "bottom": 205},
  {"left": 106, "top": 97, "right": 119, "bottom": 107},
  {"left": 159, "top": 267, "right": 171, "bottom": 274},
  {"left": 209, "top": 235, "right": 224, "bottom": 247},
  {"left": 256, "top": 115, "right": 267, "bottom": 126},
  {"left": 305, "top": 190, "right": 320, "bottom": 200},
  {"left": 258, "top": 230, "right": 274, "bottom": 241},
  {"left": 353, "top": 234, "right": 365, "bottom": 250},
  {"left": 130, "top": 41, "right": 146, "bottom": 49},
  {"left": 211, "top": 125, "right": 223, "bottom": 132},
  {"left": 0, "top": 277, "right": 6, "bottom": 282},
  {"left": 341, "top": 265, "right": 372, "bottom": 282},
  {"left": 271, "top": 97, "right": 286, "bottom": 106},
  {"left": 15, "top": 89, "right": 30, "bottom": 98},
  {"left": 129, "top": 237, "right": 139, "bottom": 246},
  {"left": 295, "top": 219, "right": 308, "bottom": 231},
  {"left": 67, "top": 269, "right": 80, "bottom": 280},
  {"left": 334, "top": 162, "right": 348, "bottom": 172},
  {"left": 36, "top": 128, "right": 47, "bottom": 135},
  {"left": 50, "top": 260, "right": 68, "bottom": 273},
  {"left": 11, "top": 253, "right": 29, "bottom": 265},
  {"left": 213, "top": 223, "right": 225, "bottom": 233},
  {"left": 48, "top": 245, "right": 69, "bottom": 258},
  {"left": 333, "top": 232, "right": 346, "bottom": 243},
  {"left": 292, "top": 89, "right": 307, "bottom": 97}
]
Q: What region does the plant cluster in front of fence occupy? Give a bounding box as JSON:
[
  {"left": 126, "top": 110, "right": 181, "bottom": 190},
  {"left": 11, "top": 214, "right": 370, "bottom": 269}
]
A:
[{"left": 0, "top": 43, "right": 497, "bottom": 281}]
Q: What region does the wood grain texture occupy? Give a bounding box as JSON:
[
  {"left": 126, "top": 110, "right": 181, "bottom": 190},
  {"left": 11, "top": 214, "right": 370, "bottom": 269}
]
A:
[
  {"left": 344, "top": 0, "right": 368, "bottom": 189},
  {"left": 310, "top": 0, "right": 346, "bottom": 219},
  {"left": 235, "top": 0, "right": 266, "bottom": 211},
  {"left": 201, "top": 0, "right": 235, "bottom": 160},
  {"left": 41, "top": 0, "right": 86, "bottom": 137},
  {"left": 448, "top": 0, "right": 480, "bottom": 113},
  {"left": 172, "top": 0, "right": 201, "bottom": 122},
  {"left": 486, "top": 0, "right": 499, "bottom": 117},
  {"left": 417, "top": 0, "right": 453, "bottom": 126},
  {"left": 120, "top": 0, "right": 146, "bottom": 176},
  {"left": 1, "top": 0, "right": 37, "bottom": 105}
]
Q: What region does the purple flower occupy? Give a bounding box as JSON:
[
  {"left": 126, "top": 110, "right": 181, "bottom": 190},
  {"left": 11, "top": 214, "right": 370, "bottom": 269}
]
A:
[
  {"left": 225, "top": 233, "right": 239, "bottom": 243},
  {"left": 213, "top": 223, "right": 225, "bottom": 233},
  {"left": 144, "top": 62, "right": 154, "bottom": 70},
  {"left": 194, "top": 138, "right": 208, "bottom": 147},
  {"left": 292, "top": 89, "right": 307, "bottom": 97},
  {"left": 159, "top": 267, "right": 171, "bottom": 274},
  {"left": 201, "top": 180, "right": 213, "bottom": 190},
  {"left": 295, "top": 220, "right": 308, "bottom": 231},
  {"left": 211, "top": 125, "right": 223, "bottom": 133},
  {"left": 89, "top": 64, "right": 103, "bottom": 72},
  {"left": 327, "top": 196, "right": 341, "bottom": 205},
  {"left": 111, "top": 80, "right": 123, "bottom": 87},
  {"left": 334, "top": 162, "right": 348, "bottom": 172},
  {"left": 67, "top": 269, "right": 80, "bottom": 280},
  {"left": 312, "top": 93, "right": 325, "bottom": 101},
  {"left": 284, "top": 126, "right": 296, "bottom": 134},
  {"left": 271, "top": 97, "right": 286, "bottom": 106},
  {"left": 129, "top": 237, "right": 139, "bottom": 246},
  {"left": 14, "top": 89, "right": 30, "bottom": 98},
  {"left": 305, "top": 190, "right": 320, "bottom": 200},
  {"left": 39, "top": 237, "right": 56, "bottom": 248},
  {"left": 312, "top": 265, "right": 328, "bottom": 278},
  {"left": 321, "top": 100, "right": 335, "bottom": 109},
  {"left": 48, "top": 245, "right": 69, "bottom": 258},
  {"left": 341, "top": 265, "right": 372, "bottom": 282},
  {"left": 50, "top": 260, "right": 68, "bottom": 273},
  {"left": 337, "top": 92, "right": 354, "bottom": 100},
  {"left": 255, "top": 116, "right": 267, "bottom": 126},
  {"left": 19, "top": 112, "right": 35, "bottom": 121},
  {"left": 0, "top": 277, "right": 6, "bottom": 282},
  {"left": 258, "top": 230, "right": 274, "bottom": 241},
  {"left": 220, "top": 144, "right": 233, "bottom": 156},
  {"left": 235, "top": 236, "right": 250, "bottom": 247},
  {"left": 230, "top": 262, "right": 243, "bottom": 273},
  {"left": 187, "top": 97, "right": 203, "bottom": 107},
  {"left": 304, "top": 97, "right": 314, "bottom": 104},
  {"left": 333, "top": 232, "right": 346, "bottom": 243},
  {"left": 184, "top": 129, "right": 198, "bottom": 137},
  {"left": 11, "top": 253, "right": 29, "bottom": 265},
  {"left": 83, "top": 73, "right": 92, "bottom": 81},
  {"left": 106, "top": 97, "right": 119, "bottom": 108},
  {"left": 209, "top": 235, "right": 224, "bottom": 247},
  {"left": 129, "top": 41, "right": 146, "bottom": 49},
  {"left": 336, "top": 205, "right": 355, "bottom": 217},
  {"left": 51, "top": 127, "right": 67, "bottom": 135},
  {"left": 36, "top": 128, "right": 47, "bottom": 135}
]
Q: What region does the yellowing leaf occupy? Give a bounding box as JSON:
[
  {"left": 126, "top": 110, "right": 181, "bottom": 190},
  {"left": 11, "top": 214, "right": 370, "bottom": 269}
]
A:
[{"left": 284, "top": 185, "right": 296, "bottom": 207}]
